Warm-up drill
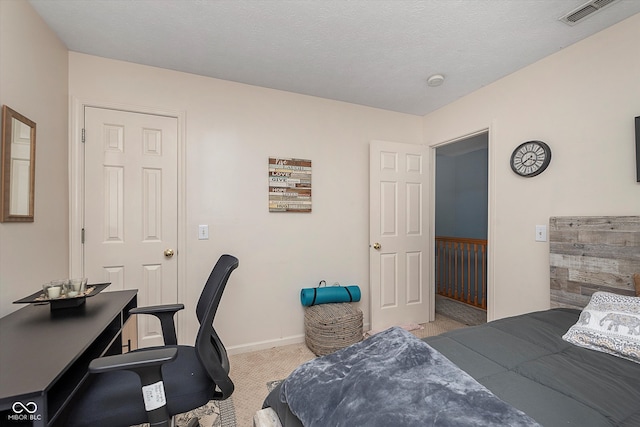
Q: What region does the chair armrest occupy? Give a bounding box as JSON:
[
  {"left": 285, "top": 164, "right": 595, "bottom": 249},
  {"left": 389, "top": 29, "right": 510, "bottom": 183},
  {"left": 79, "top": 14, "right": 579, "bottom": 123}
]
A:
[
  {"left": 89, "top": 347, "right": 178, "bottom": 374},
  {"left": 89, "top": 348, "right": 178, "bottom": 427},
  {"left": 129, "top": 304, "right": 184, "bottom": 345},
  {"left": 129, "top": 304, "right": 185, "bottom": 315}
]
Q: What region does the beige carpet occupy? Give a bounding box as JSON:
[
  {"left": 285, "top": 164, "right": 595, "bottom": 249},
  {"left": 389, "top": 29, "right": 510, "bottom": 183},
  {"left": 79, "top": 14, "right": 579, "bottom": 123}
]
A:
[
  {"left": 228, "top": 313, "right": 466, "bottom": 426},
  {"left": 229, "top": 341, "right": 315, "bottom": 426},
  {"left": 408, "top": 312, "right": 468, "bottom": 339}
]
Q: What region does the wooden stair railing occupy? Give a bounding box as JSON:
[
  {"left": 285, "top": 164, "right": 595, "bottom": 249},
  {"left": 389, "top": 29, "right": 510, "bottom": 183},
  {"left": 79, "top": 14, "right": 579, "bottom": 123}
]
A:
[{"left": 435, "top": 236, "right": 487, "bottom": 310}]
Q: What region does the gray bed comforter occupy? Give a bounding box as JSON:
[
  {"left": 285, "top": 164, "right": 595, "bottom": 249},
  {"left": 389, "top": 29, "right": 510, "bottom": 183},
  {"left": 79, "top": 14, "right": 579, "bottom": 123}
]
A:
[
  {"left": 279, "top": 326, "right": 540, "bottom": 427},
  {"left": 264, "top": 309, "right": 640, "bottom": 426}
]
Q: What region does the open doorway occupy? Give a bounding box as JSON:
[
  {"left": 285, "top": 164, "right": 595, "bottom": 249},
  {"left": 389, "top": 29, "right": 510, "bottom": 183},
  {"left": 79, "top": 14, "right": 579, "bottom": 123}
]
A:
[{"left": 434, "top": 132, "right": 488, "bottom": 325}]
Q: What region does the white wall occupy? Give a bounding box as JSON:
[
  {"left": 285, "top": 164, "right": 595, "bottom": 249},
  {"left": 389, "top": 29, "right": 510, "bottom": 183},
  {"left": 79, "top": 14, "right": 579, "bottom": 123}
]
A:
[
  {"left": 423, "top": 13, "right": 640, "bottom": 321},
  {"left": 0, "top": 1, "right": 69, "bottom": 316},
  {"left": 68, "top": 54, "right": 423, "bottom": 351}
]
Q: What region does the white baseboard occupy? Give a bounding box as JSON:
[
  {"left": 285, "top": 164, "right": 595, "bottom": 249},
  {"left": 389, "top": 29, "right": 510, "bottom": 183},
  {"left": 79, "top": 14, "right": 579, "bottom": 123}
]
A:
[
  {"left": 227, "top": 321, "right": 371, "bottom": 355},
  {"left": 227, "top": 333, "right": 306, "bottom": 355}
]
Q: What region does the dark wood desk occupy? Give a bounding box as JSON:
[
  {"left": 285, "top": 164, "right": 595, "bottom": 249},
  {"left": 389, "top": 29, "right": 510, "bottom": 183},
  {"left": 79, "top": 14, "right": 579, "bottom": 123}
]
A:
[{"left": 0, "top": 290, "right": 137, "bottom": 426}]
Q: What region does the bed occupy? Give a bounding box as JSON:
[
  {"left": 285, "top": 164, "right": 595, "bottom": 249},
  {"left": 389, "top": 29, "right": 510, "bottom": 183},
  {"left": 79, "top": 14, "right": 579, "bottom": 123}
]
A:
[{"left": 258, "top": 216, "right": 640, "bottom": 426}]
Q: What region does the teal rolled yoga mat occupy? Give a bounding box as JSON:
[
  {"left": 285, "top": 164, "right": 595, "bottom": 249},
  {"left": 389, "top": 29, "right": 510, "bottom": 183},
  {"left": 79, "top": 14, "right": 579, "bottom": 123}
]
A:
[{"left": 300, "top": 285, "right": 361, "bottom": 306}]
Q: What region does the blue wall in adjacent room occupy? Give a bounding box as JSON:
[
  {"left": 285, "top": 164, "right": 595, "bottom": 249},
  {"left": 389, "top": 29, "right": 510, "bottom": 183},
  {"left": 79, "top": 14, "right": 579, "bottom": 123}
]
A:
[{"left": 435, "top": 147, "right": 488, "bottom": 239}]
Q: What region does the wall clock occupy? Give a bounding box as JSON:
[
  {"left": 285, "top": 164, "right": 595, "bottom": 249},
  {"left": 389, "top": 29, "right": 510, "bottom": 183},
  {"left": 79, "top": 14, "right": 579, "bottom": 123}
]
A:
[{"left": 510, "top": 140, "right": 551, "bottom": 177}]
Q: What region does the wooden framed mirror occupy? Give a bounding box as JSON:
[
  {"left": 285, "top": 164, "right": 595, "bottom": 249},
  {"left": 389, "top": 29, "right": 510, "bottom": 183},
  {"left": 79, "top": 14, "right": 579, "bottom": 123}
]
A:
[{"left": 1, "top": 105, "right": 36, "bottom": 222}]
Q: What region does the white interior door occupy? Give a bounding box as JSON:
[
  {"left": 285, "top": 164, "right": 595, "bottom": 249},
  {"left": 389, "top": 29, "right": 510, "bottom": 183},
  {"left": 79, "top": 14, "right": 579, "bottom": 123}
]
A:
[
  {"left": 84, "top": 107, "right": 178, "bottom": 348},
  {"left": 370, "top": 140, "right": 430, "bottom": 331}
]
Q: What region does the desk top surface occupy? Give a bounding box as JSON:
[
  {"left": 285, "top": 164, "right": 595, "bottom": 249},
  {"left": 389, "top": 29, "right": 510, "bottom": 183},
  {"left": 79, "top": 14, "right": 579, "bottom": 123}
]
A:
[{"left": 0, "top": 290, "right": 137, "bottom": 402}]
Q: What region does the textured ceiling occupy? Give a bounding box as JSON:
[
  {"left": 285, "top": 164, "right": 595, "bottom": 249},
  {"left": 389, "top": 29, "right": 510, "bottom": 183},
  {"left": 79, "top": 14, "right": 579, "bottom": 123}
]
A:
[{"left": 29, "top": 0, "right": 640, "bottom": 116}]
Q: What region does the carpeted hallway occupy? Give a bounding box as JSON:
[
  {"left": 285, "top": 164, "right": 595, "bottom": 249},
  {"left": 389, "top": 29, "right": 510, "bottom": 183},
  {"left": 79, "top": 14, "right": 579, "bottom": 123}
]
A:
[{"left": 435, "top": 294, "right": 487, "bottom": 326}]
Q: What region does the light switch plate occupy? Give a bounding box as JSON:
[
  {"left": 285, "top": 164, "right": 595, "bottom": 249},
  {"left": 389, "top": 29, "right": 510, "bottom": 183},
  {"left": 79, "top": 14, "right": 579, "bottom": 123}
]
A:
[
  {"left": 198, "top": 225, "right": 209, "bottom": 240},
  {"left": 535, "top": 225, "right": 547, "bottom": 242}
]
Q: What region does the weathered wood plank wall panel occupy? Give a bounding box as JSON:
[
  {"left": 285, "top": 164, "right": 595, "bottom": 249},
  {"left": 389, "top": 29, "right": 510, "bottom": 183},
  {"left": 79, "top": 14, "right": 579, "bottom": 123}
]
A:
[{"left": 549, "top": 216, "right": 640, "bottom": 309}]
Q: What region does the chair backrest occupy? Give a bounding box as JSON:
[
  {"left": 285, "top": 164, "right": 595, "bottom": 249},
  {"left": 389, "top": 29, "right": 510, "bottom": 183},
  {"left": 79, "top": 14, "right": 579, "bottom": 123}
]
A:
[{"left": 194, "top": 254, "right": 239, "bottom": 399}]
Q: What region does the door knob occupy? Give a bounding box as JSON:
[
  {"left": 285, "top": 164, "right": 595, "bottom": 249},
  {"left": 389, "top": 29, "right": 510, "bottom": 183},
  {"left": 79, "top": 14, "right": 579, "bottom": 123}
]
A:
[
  {"left": 164, "top": 249, "right": 174, "bottom": 258},
  {"left": 372, "top": 243, "right": 381, "bottom": 250}
]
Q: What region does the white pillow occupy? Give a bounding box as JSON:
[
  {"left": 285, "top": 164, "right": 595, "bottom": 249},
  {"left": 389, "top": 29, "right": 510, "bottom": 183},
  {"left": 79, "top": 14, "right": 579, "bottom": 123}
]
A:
[{"left": 562, "top": 291, "right": 640, "bottom": 364}]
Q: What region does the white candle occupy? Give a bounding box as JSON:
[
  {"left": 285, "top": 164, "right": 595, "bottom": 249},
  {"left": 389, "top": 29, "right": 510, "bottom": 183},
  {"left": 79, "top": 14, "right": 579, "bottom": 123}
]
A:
[{"left": 47, "top": 286, "right": 61, "bottom": 299}]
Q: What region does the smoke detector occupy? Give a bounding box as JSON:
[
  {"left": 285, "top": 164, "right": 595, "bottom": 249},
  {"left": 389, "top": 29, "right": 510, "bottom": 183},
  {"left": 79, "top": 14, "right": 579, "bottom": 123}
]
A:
[
  {"left": 559, "top": 0, "right": 620, "bottom": 26},
  {"left": 427, "top": 74, "right": 445, "bottom": 87}
]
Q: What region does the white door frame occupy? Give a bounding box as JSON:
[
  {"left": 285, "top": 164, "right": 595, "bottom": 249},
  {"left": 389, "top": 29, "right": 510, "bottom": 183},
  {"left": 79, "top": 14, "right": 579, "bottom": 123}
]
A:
[
  {"left": 69, "top": 97, "right": 188, "bottom": 339},
  {"left": 428, "top": 126, "right": 495, "bottom": 322}
]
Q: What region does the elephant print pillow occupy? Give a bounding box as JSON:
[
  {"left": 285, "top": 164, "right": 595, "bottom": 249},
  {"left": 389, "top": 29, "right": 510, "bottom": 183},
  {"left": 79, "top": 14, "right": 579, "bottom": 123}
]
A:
[{"left": 563, "top": 291, "right": 640, "bottom": 363}]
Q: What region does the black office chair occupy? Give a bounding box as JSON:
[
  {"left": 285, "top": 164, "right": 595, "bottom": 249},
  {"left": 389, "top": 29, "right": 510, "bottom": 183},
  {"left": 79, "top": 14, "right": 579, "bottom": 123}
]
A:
[{"left": 66, "top": 254, "right": 239, "bottom": 427}]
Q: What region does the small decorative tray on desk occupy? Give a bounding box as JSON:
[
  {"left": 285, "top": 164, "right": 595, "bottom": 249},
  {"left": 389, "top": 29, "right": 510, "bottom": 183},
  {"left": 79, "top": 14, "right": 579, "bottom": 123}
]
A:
[{"left": 14, "top": 283, "right": 111, "bottom": 310}]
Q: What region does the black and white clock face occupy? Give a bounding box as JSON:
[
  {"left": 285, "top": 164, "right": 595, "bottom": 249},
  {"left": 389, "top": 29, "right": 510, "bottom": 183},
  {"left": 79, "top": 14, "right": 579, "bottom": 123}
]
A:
[{"left": 510, "top": 141, "right": 551, "bottom": 177}]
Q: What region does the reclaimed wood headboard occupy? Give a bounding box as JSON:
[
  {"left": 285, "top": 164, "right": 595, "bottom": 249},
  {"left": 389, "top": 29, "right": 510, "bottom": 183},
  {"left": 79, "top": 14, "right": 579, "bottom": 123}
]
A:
[{"left": 549, "top": 216, "right": 640, "bottom": 310}]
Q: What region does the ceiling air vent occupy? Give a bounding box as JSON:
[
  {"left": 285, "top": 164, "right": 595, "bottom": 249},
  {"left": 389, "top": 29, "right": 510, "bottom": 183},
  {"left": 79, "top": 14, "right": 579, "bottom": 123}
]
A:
[{"left": 560, "top": 0, "right": 620, "bottom": 26}]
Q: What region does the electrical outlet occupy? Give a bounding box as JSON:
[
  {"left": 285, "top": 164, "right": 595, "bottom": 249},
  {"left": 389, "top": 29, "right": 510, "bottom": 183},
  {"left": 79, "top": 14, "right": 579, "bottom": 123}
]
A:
[
  {"left": 535, "top": 225, "right": 547, "bottom": 242},
  {"left": 198, "top": 225, "right": 209, "bottom": 240}
]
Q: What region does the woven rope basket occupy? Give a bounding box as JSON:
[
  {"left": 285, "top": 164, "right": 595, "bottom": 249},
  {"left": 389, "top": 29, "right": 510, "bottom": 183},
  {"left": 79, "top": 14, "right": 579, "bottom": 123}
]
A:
[{"left": 304, "top": 303, "right": 363, "bottom": 356}]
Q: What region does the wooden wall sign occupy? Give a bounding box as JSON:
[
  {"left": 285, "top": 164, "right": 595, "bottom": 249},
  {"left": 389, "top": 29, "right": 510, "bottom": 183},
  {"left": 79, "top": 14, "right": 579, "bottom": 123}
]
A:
[{"left": 269, "top": 157, "right": 312, "bottom": 212}]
